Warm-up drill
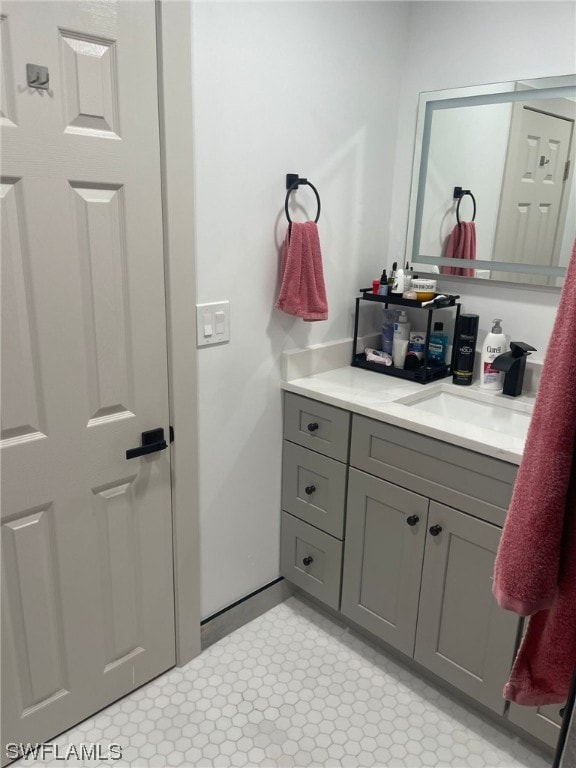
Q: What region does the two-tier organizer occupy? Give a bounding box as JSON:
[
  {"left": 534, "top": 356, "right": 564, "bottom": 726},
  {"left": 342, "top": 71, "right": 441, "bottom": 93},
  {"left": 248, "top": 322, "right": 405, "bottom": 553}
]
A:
[{"left": 351, "top": 289, "right": 461, "bottom": 384}]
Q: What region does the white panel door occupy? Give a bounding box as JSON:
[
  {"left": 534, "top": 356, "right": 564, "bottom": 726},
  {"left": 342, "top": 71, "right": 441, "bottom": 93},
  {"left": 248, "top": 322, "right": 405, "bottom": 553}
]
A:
[
  {"left": 1, "top": 0, "right": 175, "bottom": 753},
  {"left": 492, "top": 104, "right": 573, "bottom": 284}
]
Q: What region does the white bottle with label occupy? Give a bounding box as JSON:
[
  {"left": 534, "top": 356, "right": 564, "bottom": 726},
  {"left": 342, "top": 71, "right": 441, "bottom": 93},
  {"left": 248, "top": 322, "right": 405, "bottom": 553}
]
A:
[
  {"left": 392, "top": 311, "right": 411, "bottom": 368},
  {"left": 393, "top": 310, "right": 411, "bottom": 341},
  {"left": 480, "top": 319, "right": 507, "bottom": 390}
]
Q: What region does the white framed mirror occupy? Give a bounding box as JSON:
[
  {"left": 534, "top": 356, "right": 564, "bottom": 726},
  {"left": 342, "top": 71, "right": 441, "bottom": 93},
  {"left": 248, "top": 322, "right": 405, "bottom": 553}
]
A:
[{"left": 406, "top": 75, "right": 576, "bottom": 288}]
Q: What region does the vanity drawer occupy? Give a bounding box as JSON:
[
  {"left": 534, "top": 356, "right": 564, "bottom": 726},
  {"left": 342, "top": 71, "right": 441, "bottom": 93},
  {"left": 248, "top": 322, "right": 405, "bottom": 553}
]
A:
[
  {"left": 350, "top": 416, "right": 517, "bottom": 527},
  {"left": 284, "top": 393, "right": 350, "bottom": 462},
  {"left": 282, "top": 441, "right": 347, "bottom": 539},
  {"left": 280, "top": 511, "right": 343, "bottom": 610}
]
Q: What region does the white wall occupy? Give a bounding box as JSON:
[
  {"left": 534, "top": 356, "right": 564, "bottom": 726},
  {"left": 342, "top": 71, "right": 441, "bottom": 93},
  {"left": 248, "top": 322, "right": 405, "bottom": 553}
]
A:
[
  {"left": 390, "top": 0, "right": 576, "bottom": 359},
  {"left": 191, "top": 0, "right": 575, "bottom": 618},
  {"left": 191, "top": 1, "right": 409, "bottom": 617}
]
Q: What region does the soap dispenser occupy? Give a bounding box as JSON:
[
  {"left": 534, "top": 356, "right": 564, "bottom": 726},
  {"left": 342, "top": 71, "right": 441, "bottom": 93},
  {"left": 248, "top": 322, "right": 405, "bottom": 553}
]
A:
[{"left": 480, "top": 319, "right": 507, "bottom": 390}]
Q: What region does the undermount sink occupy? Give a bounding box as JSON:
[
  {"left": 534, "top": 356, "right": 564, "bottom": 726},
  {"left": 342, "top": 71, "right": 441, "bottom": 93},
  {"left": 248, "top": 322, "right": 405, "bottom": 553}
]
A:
[{"left": 396, "top": 385, "right": 533, "bottom": 439}]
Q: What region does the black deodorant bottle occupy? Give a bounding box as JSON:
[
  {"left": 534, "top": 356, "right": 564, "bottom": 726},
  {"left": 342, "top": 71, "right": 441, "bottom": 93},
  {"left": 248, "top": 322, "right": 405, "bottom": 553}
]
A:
[{"left": 452, "top": 314, "right": 479, "bottom": 386}]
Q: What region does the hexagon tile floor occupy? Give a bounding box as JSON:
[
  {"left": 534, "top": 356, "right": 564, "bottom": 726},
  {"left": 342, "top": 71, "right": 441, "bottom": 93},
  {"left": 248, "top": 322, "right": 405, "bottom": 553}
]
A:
[{"left": 18, "top": 596, "right": 549, "bottom": 767}]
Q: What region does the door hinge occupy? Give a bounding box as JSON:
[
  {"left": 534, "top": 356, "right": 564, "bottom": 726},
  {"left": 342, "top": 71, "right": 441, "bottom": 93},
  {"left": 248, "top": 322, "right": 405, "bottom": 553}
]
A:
[
  {"left": 169, "top": 425, "right": 174, "bottom": 443},
  {"left": 564, "top": 160, "right": 571, "bottom": 182}
]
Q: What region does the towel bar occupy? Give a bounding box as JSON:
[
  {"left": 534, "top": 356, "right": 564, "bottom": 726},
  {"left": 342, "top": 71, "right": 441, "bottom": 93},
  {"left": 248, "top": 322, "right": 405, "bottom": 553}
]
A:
[
  {"left": 285, "top": 174, "right": 321, "bottom": 224},
  {"left": 453, "top": 186, "right": 477, "bottom": 223}
]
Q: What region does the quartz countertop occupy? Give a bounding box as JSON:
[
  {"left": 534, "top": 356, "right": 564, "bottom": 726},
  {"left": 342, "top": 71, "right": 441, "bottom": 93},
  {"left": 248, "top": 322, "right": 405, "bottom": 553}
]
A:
[{"left": 282, "top": 366, "right": 536, "bottom": 465}]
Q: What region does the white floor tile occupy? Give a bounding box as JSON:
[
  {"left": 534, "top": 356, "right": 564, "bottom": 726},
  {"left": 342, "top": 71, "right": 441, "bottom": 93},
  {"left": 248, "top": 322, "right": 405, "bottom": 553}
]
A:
[{"left": 16, "top": 596, "right": 550, "bottom": 767}]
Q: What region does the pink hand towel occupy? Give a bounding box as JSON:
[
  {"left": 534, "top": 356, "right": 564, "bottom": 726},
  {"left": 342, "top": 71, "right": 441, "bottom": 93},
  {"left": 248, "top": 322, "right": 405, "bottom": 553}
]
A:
[
  {"left": 275, "top": 221, "right": 328, "bottom": 322},
  {"left": 492, "top": 238, "right": 576, "bottom": 706},
  {"left": 441, "top": 221, "right": 476, "bottom": 277}
]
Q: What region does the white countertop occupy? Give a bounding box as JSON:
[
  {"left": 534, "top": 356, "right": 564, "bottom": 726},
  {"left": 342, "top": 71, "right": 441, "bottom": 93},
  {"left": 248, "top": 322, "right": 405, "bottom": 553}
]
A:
[{"left": 282, "top": 366, "right": 536, "bottom": 465}]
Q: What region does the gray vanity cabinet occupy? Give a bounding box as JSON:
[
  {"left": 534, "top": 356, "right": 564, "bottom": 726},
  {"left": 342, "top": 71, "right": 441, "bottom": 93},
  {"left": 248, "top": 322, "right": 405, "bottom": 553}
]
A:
[
  {"left": 414, "top": 501, "right": 519, "bottom": 714},
  {"left": 280, "top": 394, "right": 350, "bottom": 610},
  {"left": 341, "top": 469, "right": 428, "bottom": 656},
  {"left": 280, "top": 391, "right": 558, "bottom": 748}
]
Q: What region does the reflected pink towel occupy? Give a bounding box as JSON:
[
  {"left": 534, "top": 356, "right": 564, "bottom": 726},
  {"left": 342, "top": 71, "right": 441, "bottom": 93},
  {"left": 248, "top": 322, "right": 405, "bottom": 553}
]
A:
[
  {"left": 492, "top": 238, "right": 576, "bottom": 706},
  {"left": 275, "top": 222, "right": 328, "bottom": 322},
  {"left": 441, "top": 221, "right": 476, "bottom": 277}
]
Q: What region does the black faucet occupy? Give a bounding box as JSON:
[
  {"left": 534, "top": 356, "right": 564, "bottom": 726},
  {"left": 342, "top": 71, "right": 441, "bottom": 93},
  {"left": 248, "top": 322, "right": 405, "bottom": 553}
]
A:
[{"left": 491, "top": 341, "right": 536, "bottom": 397}]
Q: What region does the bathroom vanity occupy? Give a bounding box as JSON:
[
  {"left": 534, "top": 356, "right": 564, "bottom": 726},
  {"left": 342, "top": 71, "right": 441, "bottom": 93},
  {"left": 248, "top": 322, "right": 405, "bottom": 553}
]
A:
[{"left": 279, "top": 364, "right": 563, "bottom": 751}]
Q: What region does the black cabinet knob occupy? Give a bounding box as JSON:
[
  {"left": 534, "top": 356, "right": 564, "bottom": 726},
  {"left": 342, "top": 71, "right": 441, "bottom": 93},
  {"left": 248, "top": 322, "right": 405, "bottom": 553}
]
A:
[
  {"left": 406, "top": 515, "right": 419, "bottom": 527},
  {"left": 307, "top": 422, "right": 319, "bottom": 433},
  {"left": 429, "top": 524, "right": 443, "bottom": 537},
  {"left": 305, "top": 485, "right": 316, "bottom": 495},
  {"left": 302, "top": 556, "right": 314, "bottom": 566},
  {"left": 560, "top": 706, "right": 566, "bottom": 718}
]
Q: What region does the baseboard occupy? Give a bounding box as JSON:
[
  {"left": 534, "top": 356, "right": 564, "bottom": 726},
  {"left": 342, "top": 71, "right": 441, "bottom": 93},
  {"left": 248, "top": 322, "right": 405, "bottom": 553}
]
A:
[{"left": 200, "top": 578, "right": 294, "bottom": 650}]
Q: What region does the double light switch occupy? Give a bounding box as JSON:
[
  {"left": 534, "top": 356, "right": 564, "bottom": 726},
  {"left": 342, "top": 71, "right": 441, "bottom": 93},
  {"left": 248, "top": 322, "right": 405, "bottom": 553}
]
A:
[{"left": 196, "top": 301, "right": 230, "bottom": 346}]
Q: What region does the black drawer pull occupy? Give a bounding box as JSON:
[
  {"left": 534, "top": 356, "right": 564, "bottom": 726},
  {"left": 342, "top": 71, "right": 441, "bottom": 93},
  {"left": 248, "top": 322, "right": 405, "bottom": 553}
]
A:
[
  {"left": 307, "top": 422, "right": 319, "bottom": 433},
  {"left": 429, "top": 524, "right": 443, "bottom": 537},
  {"left": 560, "top": 706, "right": 566, "bottom": 718},
  {"left": 406, "top": 515, "right": 419, "bottom": 527},
  {"left": 302, "top": 556, "right": 314, "bottom": 566},
  {"left": 305, "top": 485, "right": 316, "bottom": 495}
]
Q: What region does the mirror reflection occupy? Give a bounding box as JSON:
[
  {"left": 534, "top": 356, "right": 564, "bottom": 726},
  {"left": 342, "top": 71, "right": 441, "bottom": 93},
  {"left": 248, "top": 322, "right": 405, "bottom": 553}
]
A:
[{"left": 408, "top": 76, "right": 576, "bottom": 287}]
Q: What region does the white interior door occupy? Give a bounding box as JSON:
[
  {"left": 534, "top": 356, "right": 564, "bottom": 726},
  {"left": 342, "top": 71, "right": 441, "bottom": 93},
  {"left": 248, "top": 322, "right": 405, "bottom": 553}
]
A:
[
  {"left": 1, "top": 0, "right": 175, "bottom": 754},
  {"left": 492, "top": 104, "right": 573, "bottom": 284}
]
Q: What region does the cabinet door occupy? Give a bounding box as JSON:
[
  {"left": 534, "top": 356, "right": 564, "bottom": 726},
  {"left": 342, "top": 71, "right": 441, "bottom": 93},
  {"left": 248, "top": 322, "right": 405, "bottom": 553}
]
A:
[
  {"left": 507, "top": 619, "right": 563, "bottom": 750},
  {"left": 508, "top": 702, "right": 562, "bottom": 750},
  {"left": 415, "top": 501, "right": 520, "bottom": 715},
  {"left": 341, "top": 469, "right": 428, "bottom": 657}
]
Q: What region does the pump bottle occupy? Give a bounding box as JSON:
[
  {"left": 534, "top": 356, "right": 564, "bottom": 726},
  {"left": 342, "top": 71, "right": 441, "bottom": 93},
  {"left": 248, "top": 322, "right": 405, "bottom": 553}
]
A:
[{"left": 480, "top": 319, "right": 507, "bottom": 390}]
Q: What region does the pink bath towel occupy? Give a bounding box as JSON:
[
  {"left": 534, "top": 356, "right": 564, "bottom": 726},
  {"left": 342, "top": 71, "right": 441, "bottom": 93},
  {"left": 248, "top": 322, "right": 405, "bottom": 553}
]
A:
[
  {"left": 275, "top": 222, "right": 328, "bottom": 322},
  {"left": 441, "top": 221, "right": 476, "bottom": 277},
  {"left": 492, "top": 238, "right": 576, "bottom": 706}
]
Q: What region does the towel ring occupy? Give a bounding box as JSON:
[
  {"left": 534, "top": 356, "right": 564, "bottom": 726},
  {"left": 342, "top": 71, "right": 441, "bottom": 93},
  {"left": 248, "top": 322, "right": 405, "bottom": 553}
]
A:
[
  {"left": 456, "top": 190, "right": 476, "bottom": 224},
  {"left": 285, "top": 179, "right": 321, "bottom": 224}
]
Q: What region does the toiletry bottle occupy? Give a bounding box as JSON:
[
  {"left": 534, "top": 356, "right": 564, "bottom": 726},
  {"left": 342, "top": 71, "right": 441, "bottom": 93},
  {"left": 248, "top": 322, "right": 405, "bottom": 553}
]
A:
[
  {"left": 382, "top": 309, "right": 397, "bottom": 354},
  {"left": 378, "top": 270, "right": 389, "bottom": 296},
  {"left": 391, "top": 266, "right": 405, "bottom": 294},
  {"left": 404, "top": 261, "right": 413, "bottom": 291},
  {"left": 388, "top": 262, "right": 397, "bottom": 290},
  {"left": 428, "top": 321, "right": 448, "bottom": 366},
  {"left": 372, "top": 279, "right": 380, "bottom": 294},
  {"left": 480, "top": 318, "right": 506, "bottom": 390},
  {"left": 393, "top": 310, "right": 411, "bottom": 342},
  {"left": 452, "top": 314, "right": 479, "bottom": 386}
]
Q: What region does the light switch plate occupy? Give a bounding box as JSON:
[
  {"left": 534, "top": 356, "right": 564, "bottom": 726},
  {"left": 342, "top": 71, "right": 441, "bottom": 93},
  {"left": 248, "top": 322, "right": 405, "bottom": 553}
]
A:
[{"left": 196, "top": 301, "right": 230, "bottom": 347}]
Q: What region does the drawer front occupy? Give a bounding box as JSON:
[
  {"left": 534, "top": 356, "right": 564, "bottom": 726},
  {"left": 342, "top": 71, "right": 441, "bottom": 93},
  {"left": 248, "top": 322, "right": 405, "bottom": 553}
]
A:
[
  {"left": 280, "top": 511, "right": 343, "bottom": 610},
  {"left": 284, "top": 393, "right": 350, "bottom": 462},
  {"left": 350, "top": 415, "right": 517, "bottom": 527},
  {"left": 282, "top": 441, "right": 347, "bottom": 539}
]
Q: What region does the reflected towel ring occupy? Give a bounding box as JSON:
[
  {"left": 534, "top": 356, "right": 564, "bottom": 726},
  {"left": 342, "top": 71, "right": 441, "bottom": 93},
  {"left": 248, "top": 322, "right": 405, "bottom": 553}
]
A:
[
  {"left": 454, "top": 187, "right": 477, "bottom": 224},
  {"left": 285, "top": 177, "right": 321, "bottom": 224}
]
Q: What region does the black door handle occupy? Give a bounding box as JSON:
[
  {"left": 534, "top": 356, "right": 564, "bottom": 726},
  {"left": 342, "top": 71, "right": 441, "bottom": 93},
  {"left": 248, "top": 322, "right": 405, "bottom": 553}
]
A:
[
  {"left": 126, "top": 428, "right": 168, "bottom": 460},
  {"left": 406, "top": 515, "right": 419, "bottom": 526},
  {"left": 429, "top": 524, "right": 443, "bottom": 537}
]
